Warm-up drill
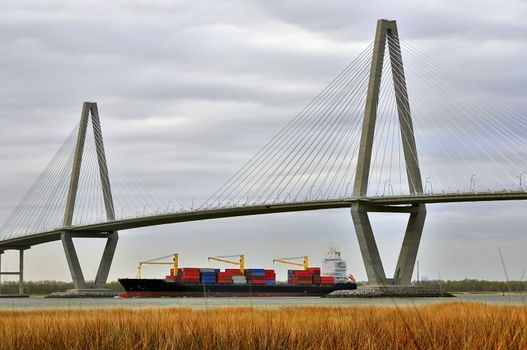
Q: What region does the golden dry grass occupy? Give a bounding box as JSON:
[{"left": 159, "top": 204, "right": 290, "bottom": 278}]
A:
[{"left": 0, "top": 302, "right": 526, "bottom": 349}]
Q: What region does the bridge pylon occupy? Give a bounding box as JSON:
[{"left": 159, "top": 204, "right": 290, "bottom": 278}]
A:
[
  {"left": 352, "top": 19, "right": 426, "bottom": 286},
  {"left": 62, "top": 102, "right": 118, "bottom": 290}
]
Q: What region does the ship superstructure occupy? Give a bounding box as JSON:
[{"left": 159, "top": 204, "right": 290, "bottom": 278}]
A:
[{"left": 321, "top": 248, "right": 348, "bottom": 283}]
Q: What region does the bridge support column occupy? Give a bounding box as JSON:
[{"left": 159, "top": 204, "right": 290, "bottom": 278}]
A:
[
  {"left": 351, "top": 204, "right": 426, "bottom": 285},
  {"left": 61, "top": 102, "right": 118, "bottom": 290},
  {"left": 61, "top": 232, "right": 86, "bottom": 289},
  {"left": 394, "top": 205, "right": 426, "bottom": 285},
  {"left": 94, "top": 231, "right": 118, "bottom": 289},
  {"left": 0, "top": 247, "right": 29, "bottom": 295},
  {"left": 0, "top": 250, "right": 2, "bottom": 294},
  {"left": 351, "top": 203, "right": 387, "bottom": 285},
  {"left": 352, "top": 19, "right": 426, "bottom": 286},
  {"left": 61, "top": 231, "right": 119, "bottom": 290},
  {"left": 18, "top": 249, "right": 24, "bottom": 295}
]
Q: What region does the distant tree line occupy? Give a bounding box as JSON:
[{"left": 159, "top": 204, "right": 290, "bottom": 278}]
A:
[
  {"left": 0, "top": 281, "right": 124, "bottom": 295},
  {"left": 416, "top": 279, "right": 527, "bottom": 293},
  {"left": 1, "top": 279, "right": 527, "bottom": 295}
]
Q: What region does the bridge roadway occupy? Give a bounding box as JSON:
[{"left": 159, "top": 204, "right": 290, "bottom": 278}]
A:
[{"left": 1, "top": 190, "right": 526, "bottom": 248}]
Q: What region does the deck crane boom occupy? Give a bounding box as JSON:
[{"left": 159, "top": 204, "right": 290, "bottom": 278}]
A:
[
  {"left": 208, "top": 254, "right": 245, "bottom": 274},
  {"left": 136, "top": 253, "right": 178, "bottom": 279},
  {"left": 273, "top": 256, "right": 309, "bottom": 270}
]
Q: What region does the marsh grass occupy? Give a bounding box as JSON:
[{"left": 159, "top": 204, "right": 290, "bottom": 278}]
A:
[{"left": 0, "top": 302, "right": 526, "bottom": 349}]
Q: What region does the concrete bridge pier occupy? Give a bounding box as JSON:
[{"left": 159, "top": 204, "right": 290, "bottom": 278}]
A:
[
  {"left": 61, "top": 230, "right": 119, "bottom": 290},
  {"left": 352, "top": 19, "right": 426, "bottom": 287},
  {"left": 351, "top": 203, "right": 426, "bottom": 285},
  {"left": 61, "top": 232, "right": 85, "bottom": 289},
  {"left": 57, "top": 101, "right": 119, "bottom": 295},
  {"left": 393, "top": 204, "right": 427, "bottom": 284},
  {"left": 18, "top": 249, "right": 24, "bottom": 294},
  {"left": 350, "top": 204, "right": 387, "bottom": 285},
  {"left": 0, "top": 247, "right": 30, "bottom": 296}
]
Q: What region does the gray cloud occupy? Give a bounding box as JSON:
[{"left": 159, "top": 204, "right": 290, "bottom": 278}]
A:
[{"left": 0, "top": 0, "right": 526, "bottom": 282}]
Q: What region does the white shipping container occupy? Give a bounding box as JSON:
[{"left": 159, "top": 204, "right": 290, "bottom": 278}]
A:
[
  {"left": 200, "top": 268, "right": 216, "bottom": 273},
  {"left": 232, "top": 276, "right": 247, "bottom": 284}
]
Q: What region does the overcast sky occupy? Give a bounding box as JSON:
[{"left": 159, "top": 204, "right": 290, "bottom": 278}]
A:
[{"left": 1, "top": 0, "right": 526, "bottom": 283}]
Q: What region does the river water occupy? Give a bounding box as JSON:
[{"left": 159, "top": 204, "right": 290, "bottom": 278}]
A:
[{"left": 0, "top": 293, "right": 526, "bottom": 310}]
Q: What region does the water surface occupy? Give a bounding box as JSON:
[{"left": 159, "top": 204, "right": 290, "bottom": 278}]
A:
[{"left": 0, "top": 293, "right": 526, "bottom": 310}]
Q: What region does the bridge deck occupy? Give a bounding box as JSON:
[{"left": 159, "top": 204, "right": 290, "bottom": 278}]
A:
[{"left": 1, "top": 191, "right": 526, "bottom": 248}]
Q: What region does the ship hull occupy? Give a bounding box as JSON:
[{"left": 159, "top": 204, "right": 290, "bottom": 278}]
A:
[{"left": 118, "top": 278, "right": 356, "bottom": 297}]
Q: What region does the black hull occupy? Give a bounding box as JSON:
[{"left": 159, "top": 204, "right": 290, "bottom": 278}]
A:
[{"left": 118, "top": 278, "right": 356, "bottom": 297}]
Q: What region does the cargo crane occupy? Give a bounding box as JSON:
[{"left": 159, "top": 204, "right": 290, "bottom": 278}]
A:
[
  {"left": 136, "top": 253, "right": 178, "bottom": 279},
  {"left": 208, "top": 254, "right": 245, "bottom": 274},
  {"left": 273, "top": 256, "right": 309, "bottom": 270}
]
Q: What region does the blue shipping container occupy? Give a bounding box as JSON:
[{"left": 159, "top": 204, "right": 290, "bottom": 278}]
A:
[
  {"left": 248, "top": 269, "right": 265, "bottom": 273},
  {"left": 247, "top": 272, "right": 265, "bottom": 277}
]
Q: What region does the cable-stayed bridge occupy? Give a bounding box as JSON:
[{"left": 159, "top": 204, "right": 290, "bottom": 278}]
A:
[{"left": 1, "top": 19, "right": 527, "bottom": 292}]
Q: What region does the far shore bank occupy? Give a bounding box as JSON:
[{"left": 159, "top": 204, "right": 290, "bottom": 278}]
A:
[{"left": 1, "top": 279, "right": 526, "bottom": 296}]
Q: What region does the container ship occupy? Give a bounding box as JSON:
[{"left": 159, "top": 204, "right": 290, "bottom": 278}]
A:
[{"left": 118, "top": 254, "right": 356, "bottom": 297}]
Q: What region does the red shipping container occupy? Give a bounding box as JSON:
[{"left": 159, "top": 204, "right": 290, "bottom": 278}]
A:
[
  {"left": 182, "top": 268, "right": 200, "bottom": 272},
  {"left": 294, "top": 271, "right": 313, "bottom": 277},
  {"left": 320, "top": 276, "right": 335, "bottom": 284},
  {"left": 307, "top": 267, "right": 321, "bottom": 272}
]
